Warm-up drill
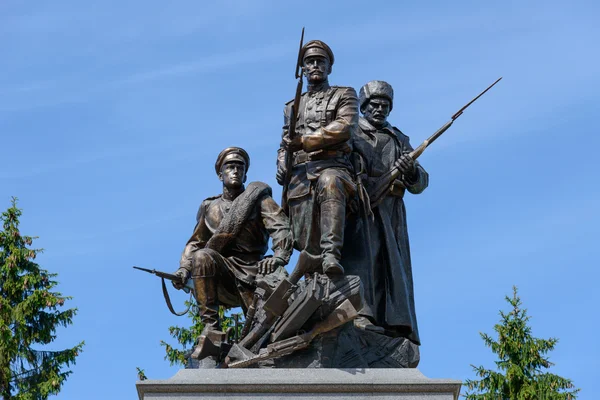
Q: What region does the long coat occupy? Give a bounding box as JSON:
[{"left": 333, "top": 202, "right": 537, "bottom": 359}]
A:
[{"left": 349, "top": 117, "right": 428, "bottom": 345}]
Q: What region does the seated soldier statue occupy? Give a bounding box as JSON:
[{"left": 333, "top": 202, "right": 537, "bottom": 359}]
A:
[{"left": 172, "top": 147, "right": 293, "bottom": 360}]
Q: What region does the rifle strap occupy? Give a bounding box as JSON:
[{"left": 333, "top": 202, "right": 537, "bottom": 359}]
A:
[{"left": 161, "top": 277, "right": 191, "bottom": 316}]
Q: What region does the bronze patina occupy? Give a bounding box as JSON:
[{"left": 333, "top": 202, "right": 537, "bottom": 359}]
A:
[
  {"left": 136, "top": 30, "right": 502, "bottom": 369},
  {"left": 175, "top": 147, "right": 293, "bottom": 360},
  {"left": 276, "top": 38, "right": 359, "bottom": 277}
]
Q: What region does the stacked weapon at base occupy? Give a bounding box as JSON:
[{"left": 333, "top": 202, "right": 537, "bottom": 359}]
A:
[
  {"left": 281, "top": 27, "right": 305, "bottom": 213},
  {"left": 228, "top": 299, "right": 358, "bottom": 368},
  {"left": 368, "top": 77, "right": 503, "bottom": 208},
  {"left": 233, "top": 251, "right": 320, "bottom": 353}
]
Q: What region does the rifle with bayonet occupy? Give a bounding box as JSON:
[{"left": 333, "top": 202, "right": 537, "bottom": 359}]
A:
[
  {"left": 368, "top": 77, "right": 503, "bottom": 208},
  {"left": 280, "top": 27, "right": 305, "bottom": 213},
  {"left": 133, "top": 266, "right": 194, "bottom": 316},
  {"left": 234, "top": 250, "right": 319, "bottom": 352}
]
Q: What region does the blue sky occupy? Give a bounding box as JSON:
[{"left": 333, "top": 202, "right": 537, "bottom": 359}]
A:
[{"left": 1, "top": 0, "right": 599, "bottom": 398}]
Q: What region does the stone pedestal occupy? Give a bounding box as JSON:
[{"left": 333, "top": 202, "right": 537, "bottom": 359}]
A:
[{"left": 136, "top": 368, "right": 461, "bottom": 399}]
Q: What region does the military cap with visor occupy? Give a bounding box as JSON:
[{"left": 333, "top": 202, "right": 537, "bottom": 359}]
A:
[
  {"left": 214, "top": 147, "right": 250, "bottom": 175},
  {"left": 301, "top": 40, "right": 335, "bottom": 66}
]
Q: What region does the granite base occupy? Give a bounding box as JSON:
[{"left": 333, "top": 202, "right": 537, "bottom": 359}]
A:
[{"left": 136, "top": 368, "right": 461, "bottom": 399}]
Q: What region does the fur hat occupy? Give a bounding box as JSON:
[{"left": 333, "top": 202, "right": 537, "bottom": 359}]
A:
[{"left": 359, "top": 80, "right": 394, "bottom": 112}]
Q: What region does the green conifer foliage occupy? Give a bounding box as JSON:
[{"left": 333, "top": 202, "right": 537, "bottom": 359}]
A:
[
  {"left": 464, "top": 286, "right": 579, "bottom": 399},
  {"left": 0, "top": 198, "right": 84, "bottom": 399},
  {"left": 160, "top": 300, "right": 204, "bottom": 367},
  {"left": 160, "top": 302, "right": 242, "bottom": 367}
]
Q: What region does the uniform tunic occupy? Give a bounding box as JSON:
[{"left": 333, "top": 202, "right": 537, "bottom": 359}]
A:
[
  {"left": 179, "top": 182, "right": 292, "bottom": 308},
  {"left": 277, "top": 83, "right": 359, "bottom": 263}
]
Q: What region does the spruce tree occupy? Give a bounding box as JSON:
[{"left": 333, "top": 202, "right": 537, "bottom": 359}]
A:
[
  {"left": 0, "top": 198, "right": 84, "bottom": 399},
  {"left": 160, "top": 300, "right": 204, "bottom": 367},
  {"left": 161, "top": 302, "right": 242, "bottom": 367},
  {"left": 464, "top": 286, "right": 579, "bottom": 399}
]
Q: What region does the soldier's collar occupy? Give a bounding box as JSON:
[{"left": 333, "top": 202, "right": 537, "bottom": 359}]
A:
[
  {"left": 359, "top": 117, "right": 392, "bottom": 132},
  {"left": 307, "top": 81, "right": 331, "bottom": 93},
  {"left": 381, "top": 123, "right": 396, "bottom": 135},
  {"left": 222, "top": 186, "right": 245, "bottom": 201}
]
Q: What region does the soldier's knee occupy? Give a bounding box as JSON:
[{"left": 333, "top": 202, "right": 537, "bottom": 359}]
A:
[
  {"left": 316, "top": 173, "right": 345, "bottom": 203},
  {"left": 317, "top": 173, "right": 340, "bottom": 191},
  {"left": 191, "top": 251, "right": 218, "bottom": 277}
]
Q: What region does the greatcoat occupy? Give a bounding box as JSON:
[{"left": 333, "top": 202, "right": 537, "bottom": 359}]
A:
[{"left": 349, "top": 117, "right": 428, "bottom": 344}]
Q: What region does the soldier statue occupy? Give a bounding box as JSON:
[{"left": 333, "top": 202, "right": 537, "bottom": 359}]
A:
[
  {"left": 276, "top": 40, "right": 359, "bottom": 276},
  {"left": 173, "top": 147, "right": 293, "bottom": 360},
  {"left": 134, "top": 31, "right": 501, "bottom": 368},
  {"left": 350, "top": 81, "right": 429, "bottom": 345}
]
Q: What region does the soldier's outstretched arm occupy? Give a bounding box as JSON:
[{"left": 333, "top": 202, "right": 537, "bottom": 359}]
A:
[
  {"left": 302, "top": 87, "right": 359, "bottom": 152},
  {"left": 259, "top": 195, "right": 293, "bottom": 273}
]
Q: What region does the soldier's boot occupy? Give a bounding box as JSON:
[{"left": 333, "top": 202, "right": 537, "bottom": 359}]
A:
[
  {"left": 320, "top": 199, "right": 346, "bottom": 276},
  {"left": 191, "top": 276, "right": 226, "bottom": 360}
]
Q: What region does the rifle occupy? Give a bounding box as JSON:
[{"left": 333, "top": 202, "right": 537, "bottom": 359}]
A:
[
  {"left": 280, "top": 27, "right": 305, "bottom": 213},
  {"left": 133, "top": 266, "right": 194, "bottom": 316},
  {"left": 368, "top": 77, "right": 503, "bottom": 208},
  {"left": 228, "top": 298, "right": 358, "bottom": 368},
  {"left": 235, "top": 251, "right": 321, "bottom": 351}
]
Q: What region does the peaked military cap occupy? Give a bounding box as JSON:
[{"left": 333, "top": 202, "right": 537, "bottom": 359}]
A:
[
  {"left": 214, "top": 147, "right": 250, "bottom": 175},
  {"left": 301, "top": 40, "right": 335, "bottom": 65},
  {"left": 359, "top": 80, "right": 394, "bottom": 111}
]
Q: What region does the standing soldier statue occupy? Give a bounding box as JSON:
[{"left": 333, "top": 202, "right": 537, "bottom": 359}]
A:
[
  {"left": 276, "top": 39, "right": 359, "bottom": 276},
  {"left": 172, "top": 147, "right": 293, "bottom": 361},
  {"left": 350, "top": 81, "right": 429, "bottom": 345}
]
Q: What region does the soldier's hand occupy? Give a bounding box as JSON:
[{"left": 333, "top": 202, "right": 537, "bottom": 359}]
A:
[
  {"left": 392, "top": 179, "right": 406, "bottom": 190},
  {"left": 172, "top": 268, "right": 189, "bottom": 290},
  {"left": 282, "top": 135, "right": 302, "bottom": 152},
  {"left": 276, "top": 166, "right": 287, "bottom": 185},
  {"left": 257, "top": 257, "right": 285, "bottom": 275},
  {"left": 395, "top": 153, "right": 416, "bottom": 178}
]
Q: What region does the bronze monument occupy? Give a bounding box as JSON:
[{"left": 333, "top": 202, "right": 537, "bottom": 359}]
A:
[{"left": 135, "top": 30, "right": 502, "bottom": 369}]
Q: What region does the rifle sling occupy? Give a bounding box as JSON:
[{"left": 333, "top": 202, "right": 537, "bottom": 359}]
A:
[{"left": 161, "top": 277, "right": 191, "bottom": 316}]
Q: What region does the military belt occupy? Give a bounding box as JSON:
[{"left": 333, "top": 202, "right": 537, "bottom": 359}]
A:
[{"left": 293, "top": 150, "right": 348, "bottom": 166}]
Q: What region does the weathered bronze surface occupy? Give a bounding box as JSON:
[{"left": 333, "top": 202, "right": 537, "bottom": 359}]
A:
[
  {"left": 276, "top": 38, "right": 359, "bottom": 277},
  {"left": 174, "top": 147, "right": 293, "bottom": 361},
  {"left": 350, "top": 80, "right": 429, "bottom": 345},
  {"left": 368, "top": 77, "right": 502, "bottom": 207},
  {"left": 137, "top": 32, "right": 502, "bottom": 369}
]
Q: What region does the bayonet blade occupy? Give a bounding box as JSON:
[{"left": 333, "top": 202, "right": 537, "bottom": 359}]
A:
[{"left": 452, "top": 77, "right": 502, "bottom": 120}]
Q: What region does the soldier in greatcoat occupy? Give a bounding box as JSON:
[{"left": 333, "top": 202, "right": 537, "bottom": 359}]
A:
[{"left": 350, "top": 81, "right": 428, "bottom": 344}]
